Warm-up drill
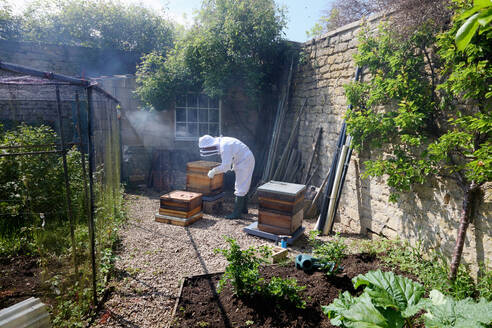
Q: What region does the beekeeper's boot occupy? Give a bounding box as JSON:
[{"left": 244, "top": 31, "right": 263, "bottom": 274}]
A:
[
  {"left": 242, "top": 195, "right": 248, "bottom": 214},
  {"left": 225, "top": 196, "right": 245, "bottom": 219}
]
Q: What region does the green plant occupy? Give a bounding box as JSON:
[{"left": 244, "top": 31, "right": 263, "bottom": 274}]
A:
[
  {"left": 424, "top": 289, "right": 492, "bottom": 327},
  {"left": 476, "top": 263, "right": 492, "bottom": 301},
  {"left": 215, "top": 237, "right": 306, "bottom": 308},
  {"left": 264, "top": 277, "right": 307, "bottom": 309},
  {"left": 309, "top": 231, "right": 347, "bottom": 274},
  {"left": 323, "top": 270, "right": 427, "bottom": 328},
  {"left": 378, "top": 240, "right": 476, "bottom": 300},
  {"left": 214, "top": 237, "right": 267, "bottom": 297}
]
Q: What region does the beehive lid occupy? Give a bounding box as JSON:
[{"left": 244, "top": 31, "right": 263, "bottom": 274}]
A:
[
  {"left": 257, "top": 181, "right": 306, "bottom": 197},
  {"left": 187, "top": 161, "right": 220, "bottom": 170},
  {"left": 160, "top": 190, "right": 202, "bottom": 202}
]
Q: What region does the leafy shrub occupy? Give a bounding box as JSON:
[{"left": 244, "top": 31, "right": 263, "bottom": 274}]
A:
[
  {"left": 215, "top": 237, "right": 306, "bottom": 308},
  {"left": 309, "top": 230, "right": 347, "bottom": 274},
  {"left": 214, "top": 237, "right": 267, "bottom": 297},
  {"left": 264, "top": 277, "right": 307, "bottom": 309}
]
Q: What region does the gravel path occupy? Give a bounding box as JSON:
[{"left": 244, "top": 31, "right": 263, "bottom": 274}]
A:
[{"left": 91, "top": 191, "right": 324, "bottom": 328}]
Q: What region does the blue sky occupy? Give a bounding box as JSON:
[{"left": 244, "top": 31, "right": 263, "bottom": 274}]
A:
[{"left": 8, "top": 0, "right": 330, "bottom": 42}]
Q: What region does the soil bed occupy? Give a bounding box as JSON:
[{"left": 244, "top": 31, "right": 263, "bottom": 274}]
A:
[
  {"left": 172, "top": 253, "right": 412, "bottom": 328},
  {"left": 0, "top": 255, "right": 44, "bottom": 309}
]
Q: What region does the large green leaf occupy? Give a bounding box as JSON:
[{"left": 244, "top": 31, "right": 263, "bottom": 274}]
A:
[
  {"left": 424, "top": 290, "right": 492, "bottom": 328},
  {"left": 342, "top": 292, "right": 403, "bottom": 328},
  {"left": 352, "top": 270, "right": 426, "bottom": 318},
  {"left": 456, "top": 13, "right": 480, "bottom": 50},
  {"left": 477, "top": 8, "right": 492, "bottom": 26},
  {"left": 322, "top": 291, "right": 358, "bottom": 326}
]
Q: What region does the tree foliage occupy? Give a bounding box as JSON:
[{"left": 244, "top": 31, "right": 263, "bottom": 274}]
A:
[
  {"left": 308, "top": 0, "right": 450, "bottom": 38},
  {"left": 0, "top": 3, "right": 22, "bottom": 40},
  {"left": 136, "top": 0, "right": 287, "bottom": 110},
  {"left": 3, "top": 0, "right": 175, "bottom": 53}
]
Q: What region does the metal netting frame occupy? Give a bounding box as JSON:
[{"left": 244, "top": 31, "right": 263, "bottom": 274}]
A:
[{"left": 0, "top": 61, "right": 122, "bottom": 308}]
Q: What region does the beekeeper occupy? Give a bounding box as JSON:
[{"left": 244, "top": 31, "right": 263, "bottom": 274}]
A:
[{"left": 199, "top": 135, "right": 255, "bottom": 219}]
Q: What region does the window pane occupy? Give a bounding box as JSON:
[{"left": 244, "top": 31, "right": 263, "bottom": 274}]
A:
[
  {"left": 198, "top": 108, "right": 208, "bottom": 122},
  {"left": 209, "top": 123, "right": 219, "bottom": 136},
  {"left": 199, "top": 123, "right": 208, "bottom": 136},
  {"left": 176, "top": 94, "right": 186, "bottom": 107},
  {"left": 199, "top": 94, "right": 209, "bottom": 108},
  {"left": 209, "top": 109, "right": 219, "bottom": 123},
  {"left": 187, "top": 94, "right": 198, "bottom": 108},
  {"left": 176, "top": 108, "right": 186, "bottom": 122},
  {"left": 188, "top": 123, "right": 198, "bottom": 137},
  {"left": 176, "top": 123, "right": 187, "bottom": 137},
  {"left": 209, "top": 97, "right": 219, "bottom": 108},
  {"left": 188, "top": 108, "right": 197, "bottom": 122}
]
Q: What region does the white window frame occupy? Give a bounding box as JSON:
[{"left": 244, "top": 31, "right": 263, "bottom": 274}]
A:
[{"left": 174, "top": 92, "right": 221, "bottom": 141}]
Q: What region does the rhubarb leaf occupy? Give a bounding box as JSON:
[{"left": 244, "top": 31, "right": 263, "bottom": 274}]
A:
[
  {"left": 424, "top": 290, "right": 492, "bottom": 328},
  {"left": 352, "top": 270, "right": 426, "bottom": 318}
]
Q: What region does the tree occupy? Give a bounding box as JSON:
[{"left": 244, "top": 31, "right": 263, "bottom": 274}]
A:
[
  {"left": 19, "top": 0, "right": 175, "bottom": 53},
  {"left": 0, "top": 3, "right": 21, "bottom": 40},
  {"left": 344, "top": 0, "right": 490, "bottom": 280},
  {"left": 135, "top": 0, "right": 287, "bottom": 110},
  {"left": 309, "top": 0, "right": 450, "bottom": 37}
]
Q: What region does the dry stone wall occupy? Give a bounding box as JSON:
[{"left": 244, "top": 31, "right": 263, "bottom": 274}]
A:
[{"left": 290, "top": 14, "right": 491, "bottom": 273}]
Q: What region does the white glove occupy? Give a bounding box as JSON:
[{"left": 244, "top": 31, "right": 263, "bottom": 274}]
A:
[{"left": 207, "top": 168, "right": 216, "bottom": 179}]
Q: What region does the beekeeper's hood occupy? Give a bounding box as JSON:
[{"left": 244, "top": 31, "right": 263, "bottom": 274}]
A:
[{"left": 199, "top": 135, "right": 220, "bottom": 157}]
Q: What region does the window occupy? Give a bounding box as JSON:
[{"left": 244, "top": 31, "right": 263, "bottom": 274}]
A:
[{"left": 175, "top": 93, "right": 220, "bottom": 140}]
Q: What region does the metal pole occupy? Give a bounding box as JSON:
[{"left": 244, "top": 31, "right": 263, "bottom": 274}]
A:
[
  {"left": 55, "top": 86, "right": 78, "bottom": 276},
  {"left": 86, "top": 86, "right": 98, "bottom": 308},
  {"left": 75, "top": 91, "right": 90, "bottom": 239}
]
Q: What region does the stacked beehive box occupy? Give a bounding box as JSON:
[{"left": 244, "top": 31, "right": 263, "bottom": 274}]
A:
[
  {"left": 155, "top": 191, "right": 203, "bottom": 226},
  {"left": 186, "top": 161, "right": 225, "bottom": 213},
  {"left": 186, "top": 161, "right": 224, "bottom": 195},
  {"left": 257, "top": 181, "right": 306, "bottom": 235}
]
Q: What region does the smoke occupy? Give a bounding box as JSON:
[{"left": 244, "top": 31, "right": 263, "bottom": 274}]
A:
[{"left": 123, "top": 109, "right": 173, "bottom": 149}]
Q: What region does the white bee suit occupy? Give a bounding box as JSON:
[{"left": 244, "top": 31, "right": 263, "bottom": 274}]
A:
[{"left": 202, "top": 136, "right": 255, "bottom": 197}]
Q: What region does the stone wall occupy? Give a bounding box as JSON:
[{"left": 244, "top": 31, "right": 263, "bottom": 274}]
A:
[
  {"left": 0, "top": 40, "right": 141, "bottom": 77},
  {"left": 289, "top": 13, "right": 492, "bottom": 273}
]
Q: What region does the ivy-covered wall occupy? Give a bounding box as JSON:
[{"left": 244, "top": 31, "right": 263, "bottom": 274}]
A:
[{"left": 289, "top": 13, "right": 491, "bottom": 273}]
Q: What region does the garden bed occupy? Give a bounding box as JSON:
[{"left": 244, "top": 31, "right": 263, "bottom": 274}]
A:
[{"left": 171, "top": 253, "right": 417, "bottom": 328}]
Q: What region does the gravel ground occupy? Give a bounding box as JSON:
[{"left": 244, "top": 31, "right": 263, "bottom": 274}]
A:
[{"left": 91, "top": 189, "right": 364, "bottom": 328}]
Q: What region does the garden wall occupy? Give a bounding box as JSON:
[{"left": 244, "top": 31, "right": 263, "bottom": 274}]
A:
[
  {"left": 289, "top": 13, "right": 492, "bottom": 273},
  {"left": 0, "top": 40, "right": 141, "bottom": 77}
]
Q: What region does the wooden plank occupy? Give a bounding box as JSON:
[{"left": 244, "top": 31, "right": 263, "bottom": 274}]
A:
[
  {"left": 258, "top": 209, "right": 303, "bottom": 233},
  {"left": 158, "top": 206, "right": 201, "bottom": 218},
  {"left": 302, "top": 127, "right": 322, "bottom": 184},
  {"left": 154, "top": 212, "right": 203, "bottom": 226}
]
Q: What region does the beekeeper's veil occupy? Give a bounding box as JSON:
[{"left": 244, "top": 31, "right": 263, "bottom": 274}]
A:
[{"left": 199, "top": 135, "right": 220, "bottom": 157}]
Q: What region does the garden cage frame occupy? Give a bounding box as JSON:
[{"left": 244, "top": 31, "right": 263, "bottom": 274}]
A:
[{"left": 0, "top": 61, "right": 122, "bottom": 308}]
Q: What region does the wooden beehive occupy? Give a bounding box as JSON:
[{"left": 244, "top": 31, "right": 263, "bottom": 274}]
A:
[
  {"left": 257, "top": 181, "right": 306, "bottom": 235},
  {"left": 159, "top": 190, "right": 202, "bottom": 218},
  {"left": 186, "top": 161, "right": 224, "bottom": 195}
]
